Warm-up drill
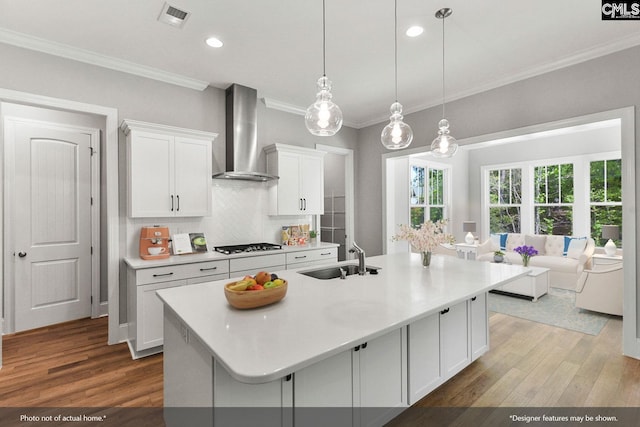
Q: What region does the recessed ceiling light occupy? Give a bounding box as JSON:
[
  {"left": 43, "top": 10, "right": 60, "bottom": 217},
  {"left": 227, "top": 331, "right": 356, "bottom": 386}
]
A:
[
  {"left": 406, "top": 26, "right": 424, "bottom": 37},
  {"left": 206, "top": 37, "right": 224, "bottom": 48}
]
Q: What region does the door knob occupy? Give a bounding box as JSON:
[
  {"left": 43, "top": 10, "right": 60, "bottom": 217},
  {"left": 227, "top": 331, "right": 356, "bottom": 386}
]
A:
[{"left": 18, "top": 251, "right": 27, "bottom": 258}]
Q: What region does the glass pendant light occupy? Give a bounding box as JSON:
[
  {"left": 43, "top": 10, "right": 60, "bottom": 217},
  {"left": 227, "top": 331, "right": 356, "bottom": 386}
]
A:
[
  {"left": 381, "top": 0, "right": 413, "bottom": 150},
  {"left": 430, "top": 8, "right": 458, "bottom": 158},
  {"left": 305, "top": 0, "right": 343, "bottom": 136}
]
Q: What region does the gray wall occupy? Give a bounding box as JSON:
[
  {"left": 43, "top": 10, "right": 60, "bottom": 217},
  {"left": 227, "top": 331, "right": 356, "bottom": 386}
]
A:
[{"left": 356, "top": 44, "right": 640, "bottom": 256}]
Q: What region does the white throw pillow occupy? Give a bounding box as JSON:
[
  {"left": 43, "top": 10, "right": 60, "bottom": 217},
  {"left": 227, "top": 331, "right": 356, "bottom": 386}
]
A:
[{"left": 566, "top": 237, "right": 587, "bottom": 259}]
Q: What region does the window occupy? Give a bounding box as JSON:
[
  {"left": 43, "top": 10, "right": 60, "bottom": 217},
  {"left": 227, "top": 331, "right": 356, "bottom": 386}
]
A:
[
  {"left": 483, "top": 155, "right": 622, "bottom": 246},
  {"left": 488, "top": 168, "right": 522, "bottom": 233},
  {"left": 590, "top": 159, "right": 622, "bottom": 247},
  {"left": 410, "top": 164, "right": 447, "bottom": 228},
  {"left": 534, "top": 163, "right": 574, "bottom": 235}
]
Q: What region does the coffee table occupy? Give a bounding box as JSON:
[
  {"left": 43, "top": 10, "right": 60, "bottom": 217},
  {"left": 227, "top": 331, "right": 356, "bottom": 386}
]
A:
[{"left": 490, "top": 266, "right": 549, "bottom": 302}]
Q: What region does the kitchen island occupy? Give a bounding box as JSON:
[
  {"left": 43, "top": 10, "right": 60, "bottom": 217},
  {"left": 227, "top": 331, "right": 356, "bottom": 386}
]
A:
[{"left": 157, "top": 252, "right": 529, "bottom": 427}]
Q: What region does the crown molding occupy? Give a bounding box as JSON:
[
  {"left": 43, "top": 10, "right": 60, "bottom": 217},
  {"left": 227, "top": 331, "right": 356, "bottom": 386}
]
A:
[
  {"left": 262, "top": 96, "right": 358, "bottom": 129},
  {"left": 0, "top": 27, "right": 209, "bottom": 91}
]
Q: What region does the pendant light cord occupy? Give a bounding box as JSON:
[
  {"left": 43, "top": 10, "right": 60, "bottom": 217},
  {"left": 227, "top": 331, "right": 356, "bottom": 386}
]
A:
[
  {"left": 394, "top": 0, "right": 398, "bottom": 102},
  {"left": 441, "top": 12, "right": 446, "bottom": 119},
  {"left": 322, "top": 0, "right": 326, "bottom": 77}
]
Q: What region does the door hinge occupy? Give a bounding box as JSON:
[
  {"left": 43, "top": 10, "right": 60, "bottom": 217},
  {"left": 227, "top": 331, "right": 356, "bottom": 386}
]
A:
[
  {"left": 91, "top": 246, "right": 93, "bottom": 255},
  {"left": 91, "top": 295, "right": 93, "bottom": 304},
  {"left": 91, "top": 196, "right": 93, "bottom": 206}
]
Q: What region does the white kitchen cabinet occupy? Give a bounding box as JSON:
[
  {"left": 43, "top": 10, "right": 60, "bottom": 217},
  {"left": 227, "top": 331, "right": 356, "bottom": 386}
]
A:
[
  {"left": 122, "top": 119, "right": 216, "bottom": 218},
  {"left": 408, "top": 298, "right": 475, "bottom": 405},
  {"left": 127, "top": 259, "right": 229, "bottom": 358},
  {"left": 293, "top": 328, "right": 406, "bottom": 427},
  {"left": 265, "top": 143, "right": 325, "bottom": 215},
  {"left": 285, "top": 247, "right": 338, "bottom": 269},
  {"left": 229, "top": 253, "right": 287, "bottom": 278},
  {"left": 470, "top": 293, "right": 489, "bottom": 361}
]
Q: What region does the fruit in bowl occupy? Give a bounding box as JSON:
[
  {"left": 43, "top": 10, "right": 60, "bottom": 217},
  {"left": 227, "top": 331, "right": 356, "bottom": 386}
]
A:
[{"left": 224, "top": 271, "right": 287, "bottom": 309}]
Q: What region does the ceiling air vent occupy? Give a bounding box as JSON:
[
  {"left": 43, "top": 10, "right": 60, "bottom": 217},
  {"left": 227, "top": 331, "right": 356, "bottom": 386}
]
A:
[{"left": 158, "top": 2, "right": 191, "bottom": 28}]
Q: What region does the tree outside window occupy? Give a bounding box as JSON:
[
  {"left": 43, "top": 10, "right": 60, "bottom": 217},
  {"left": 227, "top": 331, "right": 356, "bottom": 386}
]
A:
[
  {"left": 590, "top": 159, "right": 622, "bottom": 247},
  {"left": 410, "top": 165, "right": 446, "bottom": 228},
  {"left": 534, "top": 163, "right": 574, "bottom": 235},
  {"left": 488, "top": 168, "right": 522, "bottom": 233}
]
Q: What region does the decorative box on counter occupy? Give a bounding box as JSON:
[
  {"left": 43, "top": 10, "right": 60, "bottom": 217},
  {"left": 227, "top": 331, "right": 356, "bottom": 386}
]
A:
[{"left": 281, "top": 224, "right": 310, "bottom": 246}]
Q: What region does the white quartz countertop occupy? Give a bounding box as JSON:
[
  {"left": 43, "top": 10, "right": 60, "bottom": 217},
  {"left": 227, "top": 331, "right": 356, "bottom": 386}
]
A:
[
  {"left": 156, "top": 252, "right": 529, "bottom": 384},
  {"left": 124, "top": 241, "right": 339, "bottom": 270}
]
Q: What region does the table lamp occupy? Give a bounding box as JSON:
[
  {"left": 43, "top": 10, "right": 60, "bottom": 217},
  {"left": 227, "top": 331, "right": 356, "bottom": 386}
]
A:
[
  {"left": 463, "top": 221, "right": 476, "bottom": 245},
  {"left": 601, "top": 225, "right": 620, "bottom": 256}
]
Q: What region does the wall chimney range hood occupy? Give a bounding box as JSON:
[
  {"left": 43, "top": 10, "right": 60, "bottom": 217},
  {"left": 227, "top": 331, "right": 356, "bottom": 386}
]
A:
[{"left": 212, "top": 84, "right": 278, "bottom": 181}]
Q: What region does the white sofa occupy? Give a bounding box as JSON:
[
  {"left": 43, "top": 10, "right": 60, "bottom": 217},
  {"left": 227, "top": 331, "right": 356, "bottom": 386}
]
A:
[{"left": 477, "top": 233, "right": 595, "bottom": 290}]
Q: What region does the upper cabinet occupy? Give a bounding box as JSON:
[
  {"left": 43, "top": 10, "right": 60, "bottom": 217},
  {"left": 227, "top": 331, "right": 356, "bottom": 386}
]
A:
[
  {"left": 265, "top": 143, "right": 325, "bottom": 216},
  {"left": 122, "top": 120, "right": 217, "bottom": 218}
]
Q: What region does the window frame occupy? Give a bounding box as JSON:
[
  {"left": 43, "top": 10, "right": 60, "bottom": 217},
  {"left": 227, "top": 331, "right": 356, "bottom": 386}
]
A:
[
  {"left": 409, "top": 159, "right": 452, "bottom": 229},
  {"left": 481, "top": 151, "right": 620, "bottom": 245}
]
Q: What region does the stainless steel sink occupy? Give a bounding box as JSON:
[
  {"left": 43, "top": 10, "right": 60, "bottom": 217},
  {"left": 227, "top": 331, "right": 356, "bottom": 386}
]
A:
[{"left": 299, "top": 264, "right": 380, "bottom": 280}]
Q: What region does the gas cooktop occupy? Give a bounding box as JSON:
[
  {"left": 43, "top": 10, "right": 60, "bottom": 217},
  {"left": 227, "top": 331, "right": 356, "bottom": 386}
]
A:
[{"left": 213, "top": 243, "right": 282, "bottom": 255}]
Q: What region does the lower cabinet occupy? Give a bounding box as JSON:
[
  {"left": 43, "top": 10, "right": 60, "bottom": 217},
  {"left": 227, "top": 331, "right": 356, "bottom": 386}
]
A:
[
  {"left": 294, "top": 328, "right": 407, "bottom": 427},
  {"left": 408, "top": 294, "right": 488, "bottom": 405},
  {"left": 285, "top": 247, "right": 338, "bottom": 270},
  {"left": 127, "top": 260, "right": 229, "bottom": 358}
]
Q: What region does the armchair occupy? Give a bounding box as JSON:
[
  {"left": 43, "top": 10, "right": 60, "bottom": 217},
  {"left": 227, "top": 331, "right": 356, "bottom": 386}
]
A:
[{"left": 574, "top": 264, "right": 623, "bottom": 316}]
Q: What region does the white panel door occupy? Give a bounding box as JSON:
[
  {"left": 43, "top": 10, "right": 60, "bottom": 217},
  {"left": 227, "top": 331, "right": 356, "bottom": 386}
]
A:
[
  {"left": 173, "top": 136, "right": 211, "bottom": 216},
  {"left": 13, "top": 123, "right": 93, "bottom": 332},
  {"left": 300, "top": 154, "right": 324, "bottom": 214},
  {"left": 276, "top": 151, "right": 302, "bottom": 214}
]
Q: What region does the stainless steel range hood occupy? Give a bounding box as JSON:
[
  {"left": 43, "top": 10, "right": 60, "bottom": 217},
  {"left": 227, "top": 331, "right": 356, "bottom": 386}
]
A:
[{"left": 212, "top": 84, "right": 278, "bottom": 181}]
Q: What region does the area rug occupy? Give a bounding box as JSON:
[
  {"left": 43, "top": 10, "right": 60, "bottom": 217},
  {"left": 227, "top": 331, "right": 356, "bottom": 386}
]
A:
[{"left": 488, "top": 287, "right": 614, "bottom": 335}]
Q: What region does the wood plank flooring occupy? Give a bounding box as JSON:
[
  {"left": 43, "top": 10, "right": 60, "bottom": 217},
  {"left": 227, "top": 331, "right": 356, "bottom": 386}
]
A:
[
  {"left": 0, "top": 317, "right": 162, "bottom": 407},
  {"left": 1, "top": 312, "right": 639, "bottom": 416}
]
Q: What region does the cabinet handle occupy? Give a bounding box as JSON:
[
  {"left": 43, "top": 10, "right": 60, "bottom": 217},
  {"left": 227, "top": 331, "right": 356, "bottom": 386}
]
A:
[
  {"left": 354, "top": 345, "right": 361, "bottom": 352},
  {"left": 285, "top": 374, "right": 292, "bottom": 382},
  {"left": 303, "top": 198, "right": 307, "bottom": 210},
  {"left": 294, "top": 255, "right": 307, "bottom": 259},
  {"left": 200, "top": 267, "right": 218, "bottom": 271},
  {"left": 170, "top": 195, "right": 174, "bottom": 211},
  {"left": 471, "top": 296, "right": 477, "bottom": 302},
  {"left": 176, "top": 195, "right": 180, "bottom": 211},
  {"left": 321, "top": 252, "right": 332, "bottom": 256},
  {"left": 299, "top": 198, "right": 303, "bottom": 210},
  {"left": 361, "top": 342, "right": 368, "bottom": 350},
  {"left": 440, "top": 308, "right": 450, "bottom": 315},
  {"left": 153, "top": 272, "right": 174, "bottom": 278}
]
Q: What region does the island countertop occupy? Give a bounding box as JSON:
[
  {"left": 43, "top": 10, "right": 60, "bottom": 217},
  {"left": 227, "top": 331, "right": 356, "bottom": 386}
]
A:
[{"left": 156, "top": 252, "right": 529, "bottom": 384}]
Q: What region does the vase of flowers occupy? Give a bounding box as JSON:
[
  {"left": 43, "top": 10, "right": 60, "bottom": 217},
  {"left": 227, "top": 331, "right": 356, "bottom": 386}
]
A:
[
  {"left": 392, "top": 219, "right": 454, "bottom": 267},
  {"left": 513, "top": 245, "right": 538, "bottom": 267}
]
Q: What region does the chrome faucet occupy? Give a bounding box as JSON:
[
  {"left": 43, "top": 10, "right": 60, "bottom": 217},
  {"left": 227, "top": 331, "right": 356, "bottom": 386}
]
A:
[{"left": 349, "top": 242, "right": 366, "bottom": 275}]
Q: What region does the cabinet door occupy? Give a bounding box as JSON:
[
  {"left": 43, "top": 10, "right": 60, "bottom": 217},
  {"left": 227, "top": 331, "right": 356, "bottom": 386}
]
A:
[
  {"left": 358, "top": 328, "right": 407, "bottom": 427},
  {"left": 470, "top": 293, "right": 489, "bottom": 361},
  {"left": 174, "top": 137, "right": 212, "bottom": 216},
  {"left": 276, "top": 151, "right": 302, "bottom": 214},
  {"left": 407, "top": 313, "right": 442, "bottom": 404},
  {"left": 440, "top": 301, "right": 470, "bottom": 379},
  {"left": 128, "top": 131, "right": 174, "bottom": 217},
  {"left": 137, "top": 279, "right": 185, "bottom": 351},
  {"left": 300, "top": 154, "right": 324, "bottom": 214}
]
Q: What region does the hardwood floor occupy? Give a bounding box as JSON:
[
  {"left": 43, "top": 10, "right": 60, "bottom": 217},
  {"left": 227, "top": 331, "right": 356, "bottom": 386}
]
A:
[
  {"left": 1, "top": 312, "right": 639, "bottom": 424},
  {"left": 0, "top": 317, "right": 162, "bottom": 408}
]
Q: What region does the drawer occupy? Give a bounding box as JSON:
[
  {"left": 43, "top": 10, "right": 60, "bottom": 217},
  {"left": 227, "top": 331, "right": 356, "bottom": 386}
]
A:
[
  {"left": 186, "top": 260, "right": 229, "bottom": 279},
  {"left": 136, "top": 259, "right": 230, "bottom": 284},
  {"left": 136, "top": 264, "right": 195, "bottom": 284},
  {"left": 286, "top": 247, "right": 338, "bottom": 266},
  {"left": 230, "top": 253, "right": 287, "bottom": 273}
]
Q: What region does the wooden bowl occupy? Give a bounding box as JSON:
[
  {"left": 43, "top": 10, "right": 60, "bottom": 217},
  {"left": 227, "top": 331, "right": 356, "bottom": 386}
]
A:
[{"left": 224, "top": 280, "right": 288, "bottom": 309}]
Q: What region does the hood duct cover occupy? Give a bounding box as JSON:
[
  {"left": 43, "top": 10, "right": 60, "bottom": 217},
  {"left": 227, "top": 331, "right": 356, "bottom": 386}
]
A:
[{"left": 212, "top": 84, "right": 278, "bottom": 181}]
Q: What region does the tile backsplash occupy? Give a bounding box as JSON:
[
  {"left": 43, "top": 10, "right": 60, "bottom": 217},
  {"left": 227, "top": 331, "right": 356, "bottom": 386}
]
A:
[{"left": 125, "top": 179, "right": 313, "bottom": 257}]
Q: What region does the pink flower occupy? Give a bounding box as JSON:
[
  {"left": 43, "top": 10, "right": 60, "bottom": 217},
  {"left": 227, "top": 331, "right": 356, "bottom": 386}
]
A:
[{"left": 392, "top": 220, "right": 455, "bottom": 253}]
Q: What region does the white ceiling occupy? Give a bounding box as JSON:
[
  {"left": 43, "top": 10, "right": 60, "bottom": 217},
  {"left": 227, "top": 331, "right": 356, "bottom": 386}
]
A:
[{"left": 2, "top": 0, "right": 640, "bottom": 128}]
